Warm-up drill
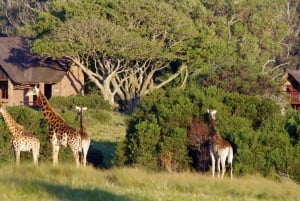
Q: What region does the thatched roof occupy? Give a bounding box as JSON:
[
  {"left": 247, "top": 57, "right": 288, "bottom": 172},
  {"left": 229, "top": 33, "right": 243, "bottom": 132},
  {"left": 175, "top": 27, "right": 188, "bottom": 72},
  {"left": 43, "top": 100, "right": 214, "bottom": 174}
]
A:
[
  {"left": 0, "top": 37, "right": 70, "bottom": 84},
  {"left": 288, "top": 70, "right": 300, "bottom": 84}
]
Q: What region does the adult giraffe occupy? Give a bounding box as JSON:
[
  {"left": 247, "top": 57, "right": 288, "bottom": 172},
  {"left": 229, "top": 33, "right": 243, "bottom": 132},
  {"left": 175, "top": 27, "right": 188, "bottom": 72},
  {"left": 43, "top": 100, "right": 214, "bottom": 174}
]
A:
[
  {"left": 0, "top": 103, "right": 40, "bottom": 165},
  {"left": 26, "top": 86, "right": 81, "bottom": 167},
  {"left": 75, "top": 106, "right": 91, "bottom": 168},
  {"left": 207, "top": 109, "right": 233, "bottom": 178}
]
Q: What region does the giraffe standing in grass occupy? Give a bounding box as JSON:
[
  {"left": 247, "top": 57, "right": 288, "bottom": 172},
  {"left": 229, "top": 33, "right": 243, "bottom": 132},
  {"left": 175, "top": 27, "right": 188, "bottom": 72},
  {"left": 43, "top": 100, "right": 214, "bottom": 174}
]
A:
[
  {"left": 207, "top": 109, "right": 233, "bottom": 178},
  {"left": 26, "top": 86, "right": 81, "bottom": 167},
  {"left": 75, "top": 106, "right": 91, "bottom": 168},
  {"left": 0, "top": 103, "right": 40, "bottom": 165}
]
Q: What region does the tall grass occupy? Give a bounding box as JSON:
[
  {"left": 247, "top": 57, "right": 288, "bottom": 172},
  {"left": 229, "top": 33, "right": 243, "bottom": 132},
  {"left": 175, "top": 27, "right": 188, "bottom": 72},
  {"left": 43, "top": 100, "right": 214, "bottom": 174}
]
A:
[{"left": 0, "top": 163, "right": 299, "bottom": 201}]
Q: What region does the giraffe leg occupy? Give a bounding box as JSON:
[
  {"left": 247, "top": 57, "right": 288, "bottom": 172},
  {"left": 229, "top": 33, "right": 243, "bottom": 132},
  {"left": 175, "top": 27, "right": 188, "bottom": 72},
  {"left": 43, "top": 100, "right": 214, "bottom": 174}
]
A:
[
  {"left": 73, "top": 150, "right": 80, "bottom": 168},
  {"left": 228, "top": 146, "right": 233, "bottom": 179},
  {"left": 229, "top": 162, "right": 233, "bottom": 179},
  {"left": 15, "top": 149, "right": 20, "bottom": 166},
  {"left": 32, "top": 143, "right": 40, "bottom": 165},
  {"left": 217, "top": 157, "right": 221, "bottom": 178},
  {"left": 52, "top": 144, "right": 60, "bottom": 166},
  {"left": 70, "top": 144, "right": 80, "bottom": 168},
  {"left": 221, "top": 156, "right": 226, "bottom": 178},
  {"left": 82, "top": 150, "right": 87, "bottom": 168},
  {"left": 210, "top": 152, "right": 215, "bottom": 178},
  {"left": 82, "top": 139, "right": 90, "bottom": 168}
]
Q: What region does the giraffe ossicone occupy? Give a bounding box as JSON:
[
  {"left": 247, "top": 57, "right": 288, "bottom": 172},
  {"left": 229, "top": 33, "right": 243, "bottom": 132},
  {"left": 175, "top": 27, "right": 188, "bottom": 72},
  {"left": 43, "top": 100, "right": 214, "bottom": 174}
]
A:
[
  {"left": 0, "top": 103, "right": 40, "bottom": 165},
  {"left": 207, "top": 109, "right": 233, "bottom": 179}
]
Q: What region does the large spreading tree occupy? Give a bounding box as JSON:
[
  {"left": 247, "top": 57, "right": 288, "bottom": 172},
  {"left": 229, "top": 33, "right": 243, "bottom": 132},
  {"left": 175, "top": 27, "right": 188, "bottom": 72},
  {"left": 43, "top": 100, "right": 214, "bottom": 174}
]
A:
[
  {"left": 26, "top": 0, "right": 197, "bottom": 110},
  {"left": 1, "top": 0, "right": 299, "bottom": 111}
]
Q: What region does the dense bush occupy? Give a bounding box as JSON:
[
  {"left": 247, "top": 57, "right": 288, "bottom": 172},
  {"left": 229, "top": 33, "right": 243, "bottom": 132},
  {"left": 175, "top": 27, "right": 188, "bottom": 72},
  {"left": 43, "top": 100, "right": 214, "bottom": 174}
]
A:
[
  {"left": 114, "top": 87, "right": 300, "bottom": 181},
  {"left": 115, "top": 89, "right": 196, "bottom": 171}
]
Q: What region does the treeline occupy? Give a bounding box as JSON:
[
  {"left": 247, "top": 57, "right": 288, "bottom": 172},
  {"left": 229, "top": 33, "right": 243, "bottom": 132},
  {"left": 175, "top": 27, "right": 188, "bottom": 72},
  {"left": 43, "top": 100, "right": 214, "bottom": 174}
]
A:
[{"left": 0, "top": 0, "right": 299, "bottom": 109}]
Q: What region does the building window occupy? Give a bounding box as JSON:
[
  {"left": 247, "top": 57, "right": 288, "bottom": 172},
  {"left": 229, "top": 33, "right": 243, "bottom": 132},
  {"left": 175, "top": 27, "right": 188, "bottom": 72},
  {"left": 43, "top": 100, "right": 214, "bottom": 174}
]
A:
[{"left": 0, "top": 81, "right": 8, "bottom": 99}]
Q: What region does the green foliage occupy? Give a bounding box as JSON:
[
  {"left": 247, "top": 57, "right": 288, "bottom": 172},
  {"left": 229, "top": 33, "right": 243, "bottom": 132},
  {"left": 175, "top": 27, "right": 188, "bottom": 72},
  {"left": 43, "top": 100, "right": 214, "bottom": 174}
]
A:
[
  {"left": 199, "top": 66, "right": 279, "bottom": 96},
  {"left": 116, "top": 88, "right": 198, "bottom": 171},
  {"left": 2, "top": 0, "right": 296, "bottom": 111},
  {"left": 49, "top": 94, "right": 111, "bottom": 111},
  {"left": 116, "top": 87, "right": 300, "bottom": 181},
  {"left": 49, "top": 94, "right": 112, "bottom": 129}
]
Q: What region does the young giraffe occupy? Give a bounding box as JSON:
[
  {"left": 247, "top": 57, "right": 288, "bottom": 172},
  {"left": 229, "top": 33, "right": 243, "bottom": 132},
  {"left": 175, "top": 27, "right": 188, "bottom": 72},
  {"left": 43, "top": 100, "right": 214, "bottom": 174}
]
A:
[
  {"left": 26, "top": 86, "right": 81, "bottom": 167},
  {"left": 0, "top": 103, "right": 40, "bottom": 165},
  {"left": 207, "top": 109, "right": 233, "bottom": 178},
  {"left": 75, "top": 106, "right": 91, "bottom": 168}
]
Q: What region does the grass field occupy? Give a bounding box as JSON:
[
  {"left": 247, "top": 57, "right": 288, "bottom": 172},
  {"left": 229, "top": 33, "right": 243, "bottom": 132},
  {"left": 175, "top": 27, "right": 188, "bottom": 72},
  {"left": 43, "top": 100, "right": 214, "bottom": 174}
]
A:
[
  {"left": 0, "top": 163, "right": 299, "bottom": 201},
  {"left": 0, "top": 111, "right": 299, "bottom": 201}
]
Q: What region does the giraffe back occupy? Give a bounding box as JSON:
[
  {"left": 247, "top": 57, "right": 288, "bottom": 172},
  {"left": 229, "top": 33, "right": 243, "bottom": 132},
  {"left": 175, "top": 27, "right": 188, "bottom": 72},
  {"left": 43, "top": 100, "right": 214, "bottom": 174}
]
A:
[{"left": 213, "top": 134, "right": 231, "bottom": 151}]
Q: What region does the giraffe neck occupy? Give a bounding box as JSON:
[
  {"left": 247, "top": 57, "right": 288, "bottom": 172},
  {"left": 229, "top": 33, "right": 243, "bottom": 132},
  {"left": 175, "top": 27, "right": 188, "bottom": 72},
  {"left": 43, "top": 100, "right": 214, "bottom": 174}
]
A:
[
  {"left": 208, "top": 117, "right": 217, "bottom": 137},
  {"left": 208, "top": 116, "right": 230, "bottom": 148},
  {"left": 1, "top": 107, "right": 24, "bottom": 137},
  {"left": 80, "top": 111, "right": 83, "bottom": 129},
  {"left": 38, "top": 90, "right": 65, "bottom": 125},
  {"left": 79, "top": 109, "right": 86, "bottom": 131}
]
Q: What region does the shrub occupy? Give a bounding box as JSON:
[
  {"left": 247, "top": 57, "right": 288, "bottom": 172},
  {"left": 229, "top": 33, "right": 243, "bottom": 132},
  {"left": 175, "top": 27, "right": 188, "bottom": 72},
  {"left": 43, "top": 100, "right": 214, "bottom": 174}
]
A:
[
  {"left": 187, "top": 118, "right": 210, "bottom": 171},
  {"left": 115, "top": 88, "right": 196, "bottom": 171},
  {"left": 115, "top": 86, "right": 300, "bottom": 182}
]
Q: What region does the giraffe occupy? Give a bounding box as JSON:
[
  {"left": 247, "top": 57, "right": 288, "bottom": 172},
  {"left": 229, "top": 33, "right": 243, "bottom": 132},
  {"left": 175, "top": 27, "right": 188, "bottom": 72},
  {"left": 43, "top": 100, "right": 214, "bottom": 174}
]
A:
[
  {"left": 0, "top": 103, "right": 40, "bottom": 165},
  {"left": 75, "top": 106, "right": 91, "bottom": 168},
  {"left": 26, "top": 86, "right": 81, "bottom": 167},
  {"left": 207, "top": 109, "right": 233, "bottom": 179}
]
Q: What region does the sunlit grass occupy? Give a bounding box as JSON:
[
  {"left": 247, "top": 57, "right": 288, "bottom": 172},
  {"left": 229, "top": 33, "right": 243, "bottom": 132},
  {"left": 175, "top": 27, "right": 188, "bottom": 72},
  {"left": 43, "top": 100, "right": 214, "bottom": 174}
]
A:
[
  {"left": 0, "top": 163, "right": 299, "bottom": 201},
  {"left": 86, "top": 110, "right": 127, "bottom": 142},
  {"left": 1, "top": 111, "right": 298, "bottom": 201},
  {"left": 85, "top": 110, "right": 127, "bottom": 167}
]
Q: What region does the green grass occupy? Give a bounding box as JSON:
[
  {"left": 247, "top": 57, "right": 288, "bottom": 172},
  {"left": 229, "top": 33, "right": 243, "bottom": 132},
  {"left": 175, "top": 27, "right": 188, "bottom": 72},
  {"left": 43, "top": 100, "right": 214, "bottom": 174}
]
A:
[
  {"left": 84, "top": 110, "right": 127, "bottom": 142},
  {"left": 84, "top": 110, "right": 127, "bottom": 167},
  {"left": 1, "top": 110, "right": 299, "bottom": 201},
  {"left": 0, "top": 163, "right": 299, "bottom": 201}
]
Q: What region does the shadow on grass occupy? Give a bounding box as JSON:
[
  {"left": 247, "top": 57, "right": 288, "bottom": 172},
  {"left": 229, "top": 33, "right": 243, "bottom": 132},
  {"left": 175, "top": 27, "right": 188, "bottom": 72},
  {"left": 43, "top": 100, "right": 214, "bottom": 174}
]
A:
[
  {"left": 1, "top": 178, "right": 136, "bottom": 201},
  {"left": 87, "top": 140, "right": 118, "bottom": 168}
]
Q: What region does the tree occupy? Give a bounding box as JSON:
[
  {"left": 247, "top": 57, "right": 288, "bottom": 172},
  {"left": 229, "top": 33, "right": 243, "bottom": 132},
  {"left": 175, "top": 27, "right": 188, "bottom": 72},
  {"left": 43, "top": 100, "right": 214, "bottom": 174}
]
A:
[
  {"left": 27, "top": 0, "right": 197, "bottom": 110},
  {"left": 0, "top": 0, "right": 48, "bottom": 36}
]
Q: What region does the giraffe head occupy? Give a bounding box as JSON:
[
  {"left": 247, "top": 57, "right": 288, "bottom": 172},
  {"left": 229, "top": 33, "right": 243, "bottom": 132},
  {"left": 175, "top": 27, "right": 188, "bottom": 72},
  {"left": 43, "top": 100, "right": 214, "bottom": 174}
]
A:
[
  {"left": 76, "top": 106, "right": 87, "bottom": 127},
  {"left": 26, "top": 86, "right": 40, "bottom": 96},
  {"left": 75, "top": 106, "right": 87, "bottom": 114},
  {"left": 207, "top": 109, "right": 217, "bottom": 121}
]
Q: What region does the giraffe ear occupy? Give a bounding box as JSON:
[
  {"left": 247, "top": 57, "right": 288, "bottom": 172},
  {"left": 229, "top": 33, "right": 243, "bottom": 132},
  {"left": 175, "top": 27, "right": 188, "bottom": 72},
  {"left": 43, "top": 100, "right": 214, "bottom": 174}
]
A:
[
  {"left": 75, "top": 106, "right": 80, "bottom": 110},
  {"left": 207, "top": 109, "right": 210, "bottom": 113},
  {"left": 34, "top": 85, "right": 39, "bottom": 93},
  {"left": 82, "top": 107, "right": 87, "bottom": 111},
  {"left": 212, "top": 110, "right": 217, "bottom": 116}
]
